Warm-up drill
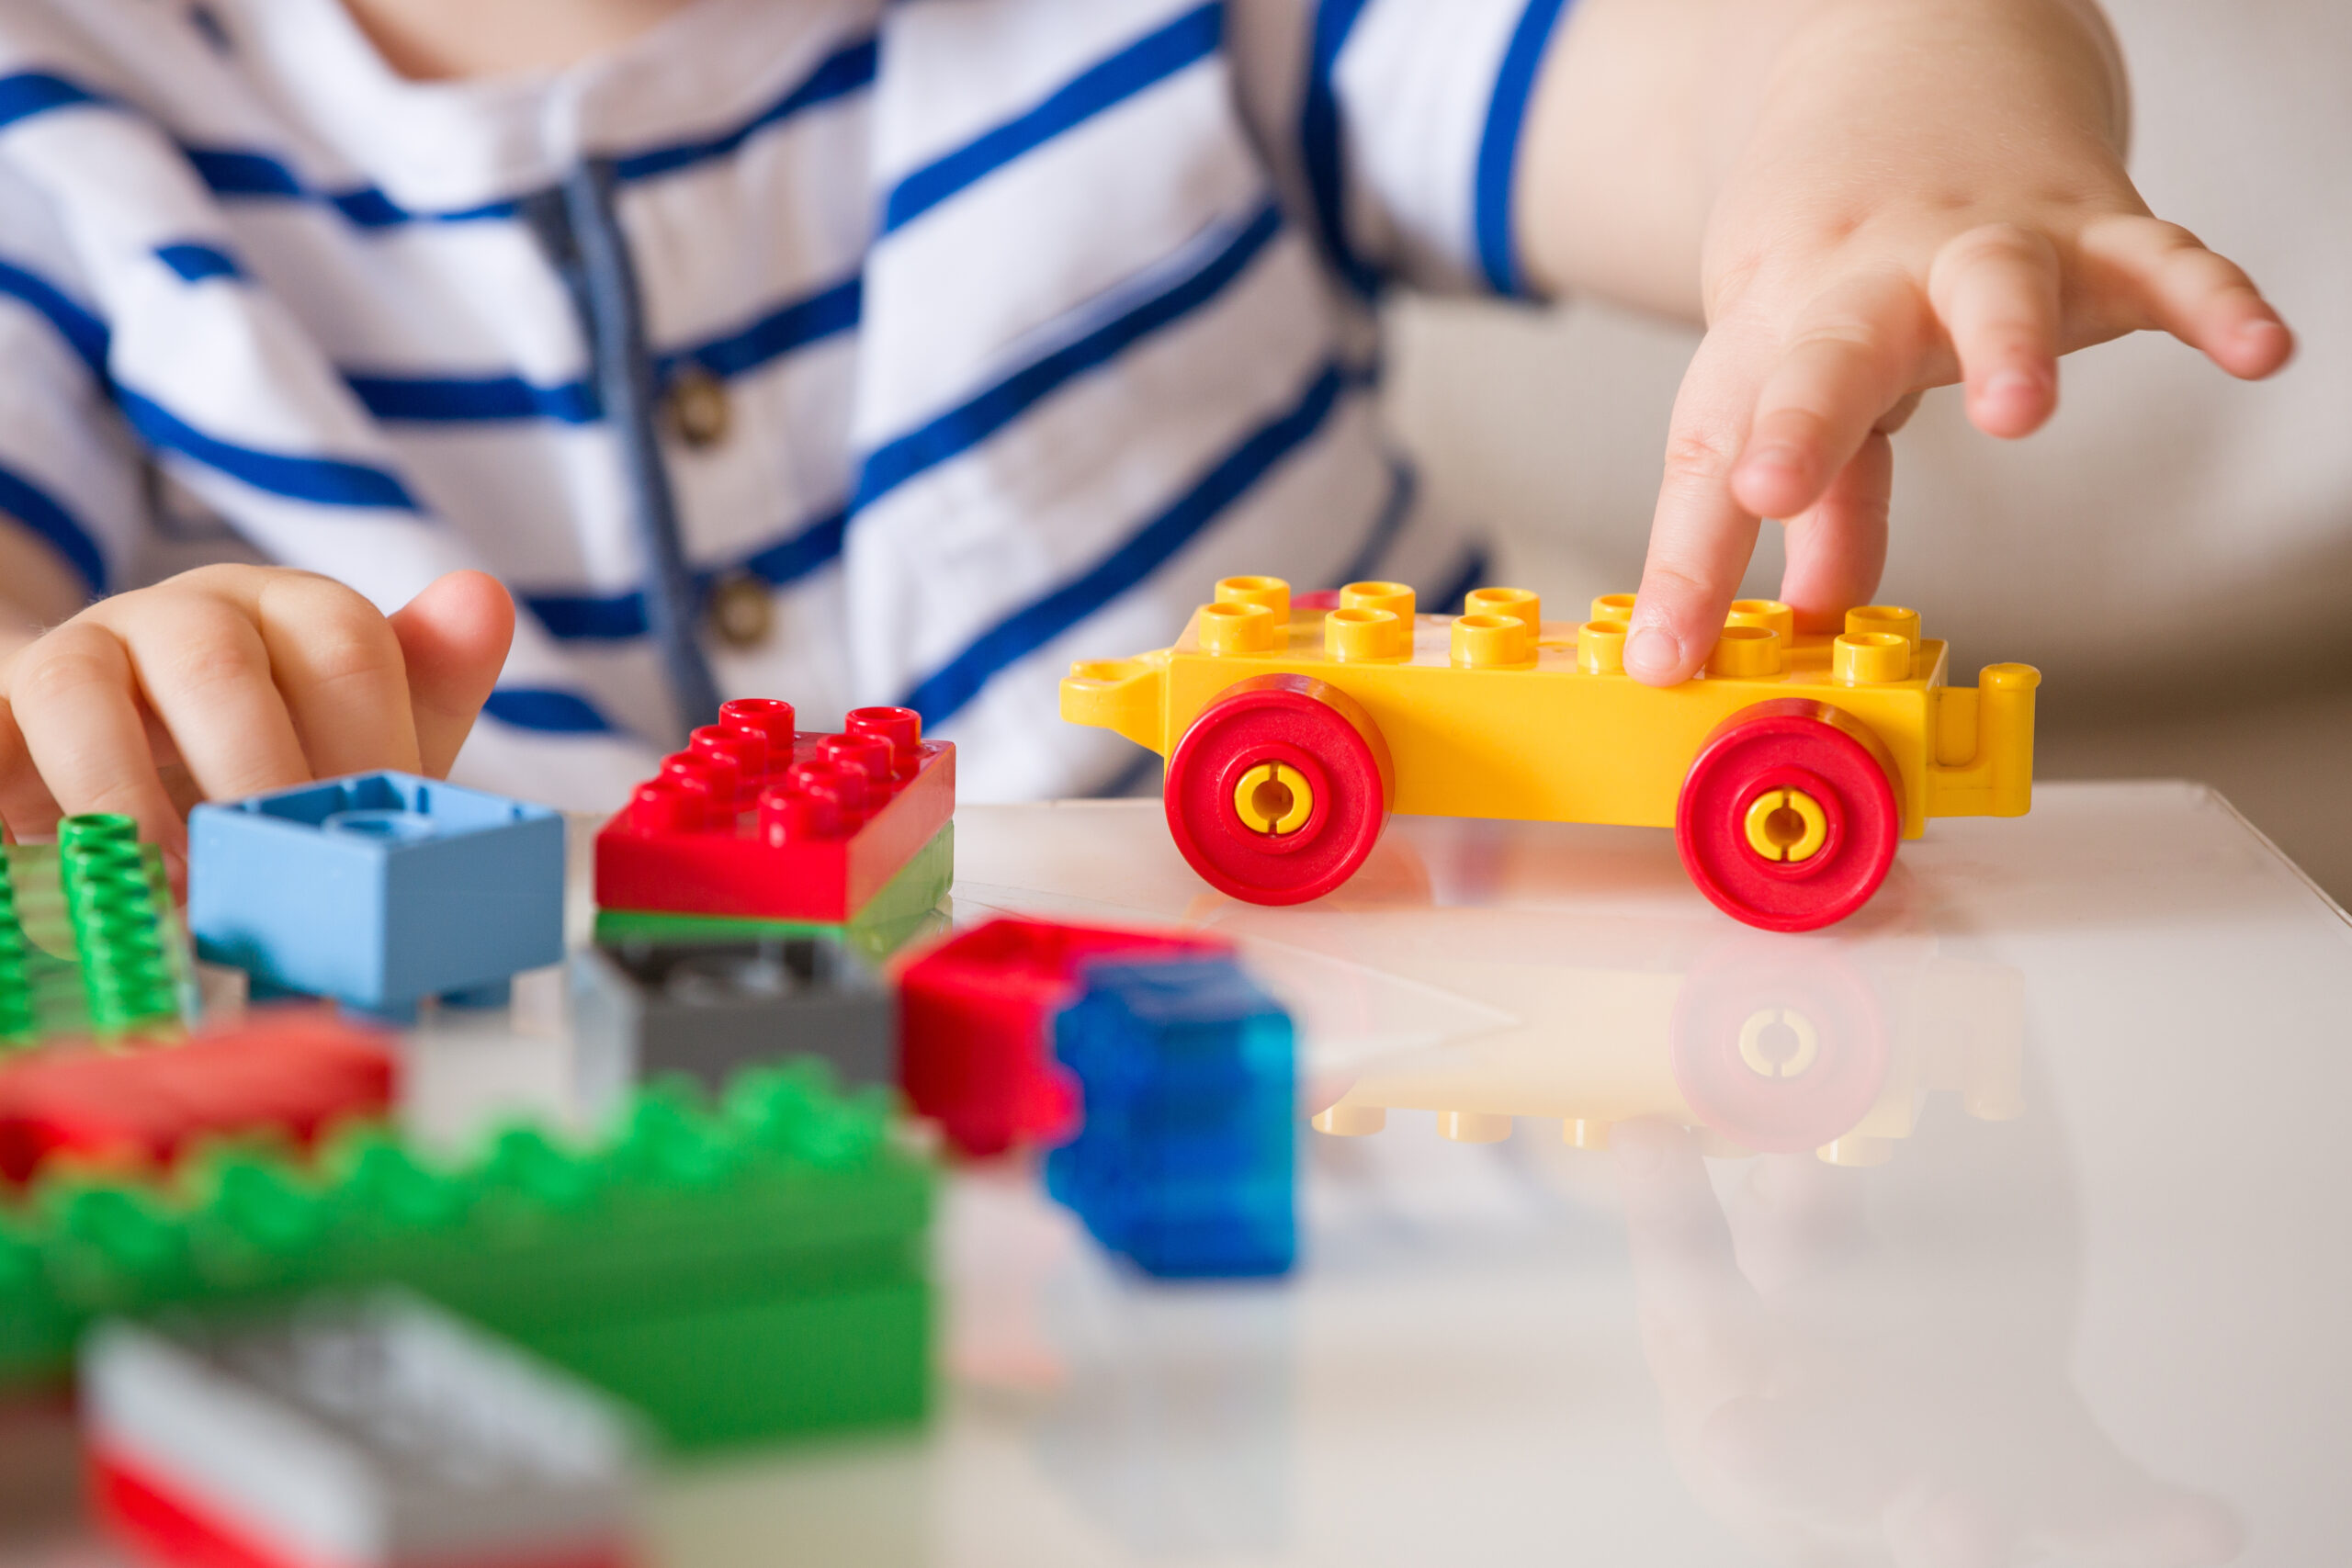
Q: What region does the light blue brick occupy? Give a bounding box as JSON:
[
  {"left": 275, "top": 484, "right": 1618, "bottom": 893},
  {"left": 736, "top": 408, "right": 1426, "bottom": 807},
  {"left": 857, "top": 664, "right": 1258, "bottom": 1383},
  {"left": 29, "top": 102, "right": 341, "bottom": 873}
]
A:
[{"left": 189, "top": 773, "right": 563, "bottom": 1016}]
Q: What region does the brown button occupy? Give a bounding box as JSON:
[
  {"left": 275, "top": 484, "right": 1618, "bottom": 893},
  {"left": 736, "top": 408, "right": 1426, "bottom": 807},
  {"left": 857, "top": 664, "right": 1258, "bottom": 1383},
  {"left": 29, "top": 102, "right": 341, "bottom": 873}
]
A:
[
  {"left": 707, "top": 570, "right": 774, "bottom": 649},
  {"left": 665, "top": 366, "right": 730, "bottom": 449}
]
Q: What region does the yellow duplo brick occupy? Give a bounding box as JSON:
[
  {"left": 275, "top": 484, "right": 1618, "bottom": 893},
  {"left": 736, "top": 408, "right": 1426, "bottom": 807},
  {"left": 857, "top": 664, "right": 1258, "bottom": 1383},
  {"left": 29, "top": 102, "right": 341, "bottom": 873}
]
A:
[{"left": 1589, "top": 592, "right": 1637, "bottom": 624}]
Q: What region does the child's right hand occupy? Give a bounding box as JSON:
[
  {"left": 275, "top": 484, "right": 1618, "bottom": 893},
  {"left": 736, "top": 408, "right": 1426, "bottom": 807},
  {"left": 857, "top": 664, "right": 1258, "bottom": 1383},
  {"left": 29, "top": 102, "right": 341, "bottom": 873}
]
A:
[{"left": 0, "top": 566, "right": 514, "bottom": 875}]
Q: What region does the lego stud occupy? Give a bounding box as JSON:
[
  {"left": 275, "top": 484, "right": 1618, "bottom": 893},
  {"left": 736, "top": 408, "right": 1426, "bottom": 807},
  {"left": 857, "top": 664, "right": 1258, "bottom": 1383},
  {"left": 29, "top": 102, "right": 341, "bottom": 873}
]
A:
[
  {"left": 719, "top": 698, "right": 797, "bottom": 757},
  {"left": 847, "top": 707, "right": 922, "bottom": 778},
  {"left": 631, "top": 779, "right": 705, "bottom": 833},
  {"left": 758, "top": 782, "right": 841, "bottom": 843},
  {"left": 785, "top": 760, "right": 866, "bottom": 826},
  {"left": 1198, "top": 601, "right": 1282, "bottom": 655},
  {"left": 1589, "top": 592, "right": 1637, "bottom": 624},
  {"left": 818, "top": 733, "right": 895, "bottom": 795},
  {"left": 1846, "top": 605, "right": 1920, "bottom": 649},
  {"left": 1464, "top": 587, "right": 1541, "bottom": 633},
  {"left": 1340, "top": 581, "right": 1415, "bottom": 619},
  {"left": 1577, "top": 620, "right": 1627, "bottom": 674},
  {"left": 319, "top": 808, "right": 436, "bottom": 845},
  {"left": 1451, "top": 614, "right": 1535, "bottom": 670},
  {"left": 1727, "top": 599, "right": 1795, "bottom": 642},
  {"left": 1742, "top": 788, "right": 1829, "bottom": 863},
  {"left": 1834, "top": 632, "right": 1911, "bottom": 684},
  {"left": 1705, "top": 625, "right": 1783, "bottom": 678},
  {"left": 690, "top": 726, "right": 767, "bottom": 803},
  {"left": 1325, "top": 606, "right": 1411, "bottom": 662},
  {"left": 1215, "top": 575, "right": 1292, "bottom": 625},
  {"left": 1232, "top": 762, "right": 1314, "bottom": 835},
  {"left": 661, "top": 751, "right": 740, "bottom": 815},
  {"left": 1312, "top": 1105, "right": 1386, "bottom": 1135}
]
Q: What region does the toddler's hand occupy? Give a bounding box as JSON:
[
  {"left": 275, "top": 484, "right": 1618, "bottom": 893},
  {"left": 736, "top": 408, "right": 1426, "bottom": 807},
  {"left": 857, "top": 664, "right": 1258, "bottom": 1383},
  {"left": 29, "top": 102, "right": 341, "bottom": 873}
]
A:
[
  {"left": 1619, "top": 2, "right": 2294, "bottom": 684},
  {"left": 0, "top": 567, "right": 514, "bottom": 874}
]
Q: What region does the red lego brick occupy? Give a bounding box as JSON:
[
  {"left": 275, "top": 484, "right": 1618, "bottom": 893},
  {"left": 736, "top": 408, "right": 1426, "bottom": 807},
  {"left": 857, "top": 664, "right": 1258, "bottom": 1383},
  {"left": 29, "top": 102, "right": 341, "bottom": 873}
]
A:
[
  {"left": 92, "top": 1450, "right": 631, "bottom": 1568},
  {"left": 594, "top": 700, "right": 956, "bottom": 924},
  {"left": 0, "top": 1011, "right": 395, "bottom": 1184},
  {"left": 898, "top": 918, "right": 1230, "bottom": 1157}
]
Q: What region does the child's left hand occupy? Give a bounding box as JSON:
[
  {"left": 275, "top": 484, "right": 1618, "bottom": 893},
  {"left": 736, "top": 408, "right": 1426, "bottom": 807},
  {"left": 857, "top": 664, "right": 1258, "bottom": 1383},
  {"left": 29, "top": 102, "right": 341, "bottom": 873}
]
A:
[{"left": 1520, "top": 0, "right": 2295, "bottom": 685}]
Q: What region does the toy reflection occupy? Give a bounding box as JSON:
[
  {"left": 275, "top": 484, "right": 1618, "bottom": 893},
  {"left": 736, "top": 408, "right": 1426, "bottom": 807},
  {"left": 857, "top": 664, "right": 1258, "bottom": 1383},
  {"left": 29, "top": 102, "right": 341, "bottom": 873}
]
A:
[{"left": 1305, "top": 927, "right": 2024, "bottom": 1168}]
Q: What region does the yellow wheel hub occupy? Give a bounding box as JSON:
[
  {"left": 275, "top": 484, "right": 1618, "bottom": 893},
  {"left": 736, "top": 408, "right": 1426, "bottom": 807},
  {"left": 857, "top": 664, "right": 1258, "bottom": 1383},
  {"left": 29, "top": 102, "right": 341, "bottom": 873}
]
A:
[
  {"left": 1234, "top": 762, "right": 1313, "bottom": 835},
  {"left": 1744, "top": 787, "right": 1828, "bottom": 863}
]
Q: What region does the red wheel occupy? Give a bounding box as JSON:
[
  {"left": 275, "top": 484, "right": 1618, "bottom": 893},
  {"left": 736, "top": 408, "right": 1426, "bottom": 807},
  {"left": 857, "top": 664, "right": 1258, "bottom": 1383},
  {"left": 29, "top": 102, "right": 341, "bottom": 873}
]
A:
[
  {"left": 1165, "top": 675, "right": 1392, "bottom": 906},
  {"left": 1676, "top": 701, "right": 1901, "bottom": 932}
]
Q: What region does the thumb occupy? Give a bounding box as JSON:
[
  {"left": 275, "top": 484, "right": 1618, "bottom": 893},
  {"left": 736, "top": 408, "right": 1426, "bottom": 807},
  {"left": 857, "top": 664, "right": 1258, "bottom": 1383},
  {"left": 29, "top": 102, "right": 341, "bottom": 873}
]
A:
[{"left": 388, "top": 570, "right": 514, "bottom": 778}]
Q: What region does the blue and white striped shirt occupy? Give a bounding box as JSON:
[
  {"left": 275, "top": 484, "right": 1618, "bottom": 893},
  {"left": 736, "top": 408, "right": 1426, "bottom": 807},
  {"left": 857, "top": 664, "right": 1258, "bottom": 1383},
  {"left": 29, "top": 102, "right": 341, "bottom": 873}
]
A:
[{"left": 0, "top": 0, "right": 1571, "bottom": 807}]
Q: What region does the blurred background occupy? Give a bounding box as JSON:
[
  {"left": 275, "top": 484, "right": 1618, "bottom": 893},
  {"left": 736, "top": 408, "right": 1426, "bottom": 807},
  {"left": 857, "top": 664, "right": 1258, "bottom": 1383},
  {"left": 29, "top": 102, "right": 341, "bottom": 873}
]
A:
[{"left": 1384, "top": 0, "right": 2352, "bottom": 904}]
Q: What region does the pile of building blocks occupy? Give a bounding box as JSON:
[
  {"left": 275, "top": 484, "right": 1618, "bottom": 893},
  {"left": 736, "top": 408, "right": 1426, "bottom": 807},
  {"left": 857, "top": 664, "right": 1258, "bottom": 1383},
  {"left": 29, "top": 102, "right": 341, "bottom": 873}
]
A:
[
  {"left": 189, "top": 773, "right": 565, "bottom": 1023},
  {"left": 0, "top": 1012, "right": 395, "bottom": 1184},
  {"left": 85, "top": 1293, "right": 639, "bottom": 1568},
  {"left": 898, "top": 918, "right": 1231, "bottom": 1157},
  {"left": 1, "top": 815, "right": 196, "bottom": 1049},
  {"left": 0, "top": 1063, "right": 933, "bottom": 1450},
  {"left": 571, "top": 934, "right": 895, "bottom": 1093},
  {"left": 1046, "top": 957, "right": 1297, "bottom": 1280},
  {"left": 594, "top": 700, "right": 955, "bottom": 958}
]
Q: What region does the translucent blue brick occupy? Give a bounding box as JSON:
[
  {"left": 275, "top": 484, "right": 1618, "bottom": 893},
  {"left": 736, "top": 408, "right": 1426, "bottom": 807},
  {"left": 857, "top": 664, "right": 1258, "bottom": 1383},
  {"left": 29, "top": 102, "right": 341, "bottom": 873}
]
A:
[
  {"left": 1048, "top": 958, "right": 1296, "bottom": 1280},
  {"left": 189, "top": 773, "right": 564, "bottom": 1020}
]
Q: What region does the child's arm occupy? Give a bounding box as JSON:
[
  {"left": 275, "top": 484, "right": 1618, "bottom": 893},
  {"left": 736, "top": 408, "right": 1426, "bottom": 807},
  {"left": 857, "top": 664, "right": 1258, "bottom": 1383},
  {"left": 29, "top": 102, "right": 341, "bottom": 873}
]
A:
[
  {"left": 0, "top": 534, "right": 514, "bottom": 869},
  {"left": 1514, "top": 0, "right": 2293, "bottom": 684}
]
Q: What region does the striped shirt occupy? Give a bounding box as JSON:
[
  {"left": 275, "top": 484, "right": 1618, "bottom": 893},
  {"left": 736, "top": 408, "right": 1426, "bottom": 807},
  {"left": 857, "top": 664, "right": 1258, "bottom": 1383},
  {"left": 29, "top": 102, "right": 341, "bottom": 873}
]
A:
[{"left": 0, "top": 0, "right": 1571, "bottom": 807}]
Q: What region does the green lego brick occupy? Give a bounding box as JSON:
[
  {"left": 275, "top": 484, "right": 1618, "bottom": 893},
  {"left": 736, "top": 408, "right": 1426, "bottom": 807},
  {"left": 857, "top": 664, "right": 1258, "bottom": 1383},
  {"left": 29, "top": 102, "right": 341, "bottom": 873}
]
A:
[
  {"left": 522, "top": 1278, "right": 932, "bottom": 1450},
  {"left": 594, "top": 820, "right": 955, "bottom": 964},
  {"left": 0, "top": 1061, "right": 934, "bottom": 1449},
  {"left": 0, "top": 819, "right": 198, "bottom": 1052}
]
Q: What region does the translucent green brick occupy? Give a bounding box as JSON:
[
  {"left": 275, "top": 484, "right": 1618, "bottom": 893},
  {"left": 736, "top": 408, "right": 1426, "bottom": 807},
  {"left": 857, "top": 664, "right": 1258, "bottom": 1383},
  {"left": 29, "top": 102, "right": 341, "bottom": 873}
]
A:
[{"left": 0, "top": 835, "right": 195, "bottom": 1048}]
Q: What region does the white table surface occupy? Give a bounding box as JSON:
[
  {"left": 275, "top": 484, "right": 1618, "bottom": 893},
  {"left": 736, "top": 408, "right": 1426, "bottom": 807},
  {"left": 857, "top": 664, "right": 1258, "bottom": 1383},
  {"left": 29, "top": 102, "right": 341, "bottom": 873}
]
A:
[
  {"left": 8, "top": 783, "right": 2346, "bottom": 1568},
  {"left": 644, "top": 781, "right": 2352, "bottom": 1568}
]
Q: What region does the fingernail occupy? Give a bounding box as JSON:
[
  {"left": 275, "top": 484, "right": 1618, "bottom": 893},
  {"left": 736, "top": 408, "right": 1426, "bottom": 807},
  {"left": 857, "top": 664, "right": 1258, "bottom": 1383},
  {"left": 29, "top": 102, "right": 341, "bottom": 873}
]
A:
[
  {"left": 1625, "top": 627, "right": 1680, "bottom": 681},
  {"left": 1983, "top": 370, "right": 2041, "bottom": 402}
]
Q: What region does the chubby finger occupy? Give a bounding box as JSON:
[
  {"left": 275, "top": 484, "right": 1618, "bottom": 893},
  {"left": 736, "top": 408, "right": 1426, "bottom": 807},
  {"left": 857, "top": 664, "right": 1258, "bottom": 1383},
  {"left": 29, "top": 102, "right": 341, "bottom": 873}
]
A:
[
  {"left": 109, "top": 594, "right": 311, "bottom": 807},
  {"left": 1630, "top": 333, "right": 1768, "bottom": 685},
  {"left": 6, "top": 623, "right": 186, "bottom": 852},
  {"left": 2080, "top": 215, "right": 2294, "bottom": 380},
  {"left": 0, "top": 695, "right": 63, "bottom": 842},
  {"left": 1929, "top": 222, "right": 2064, "bottom": 439},
  {"left": 254, "top": 572, "right": 422, "bottom": 779},
  {"left": 1730, "top": 269, "right": 1926, "bottom": 523},
  {"left": 1778, "top": 430, "right": 1894, "bottom": 633},
  {"left": 389, "top": 570, "right": 514, "bottom": 778}
]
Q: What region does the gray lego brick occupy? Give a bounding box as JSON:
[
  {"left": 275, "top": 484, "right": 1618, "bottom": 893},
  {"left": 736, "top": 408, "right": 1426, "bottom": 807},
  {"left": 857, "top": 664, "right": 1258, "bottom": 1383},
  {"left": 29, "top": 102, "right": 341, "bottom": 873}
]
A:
[
  {"left": 84, "top": 1293, "right": 637, "bottom": 1566},
  {"left": 571, "top": 934, "right": 895, "bottom": 1097}
]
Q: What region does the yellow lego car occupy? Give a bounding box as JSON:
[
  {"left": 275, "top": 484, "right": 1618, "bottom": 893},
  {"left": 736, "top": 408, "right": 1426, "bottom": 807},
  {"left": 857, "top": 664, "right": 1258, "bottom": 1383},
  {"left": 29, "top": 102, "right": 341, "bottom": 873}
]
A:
[{"left": 1061, "top": 577, "right": 2040, "bottom": 931}]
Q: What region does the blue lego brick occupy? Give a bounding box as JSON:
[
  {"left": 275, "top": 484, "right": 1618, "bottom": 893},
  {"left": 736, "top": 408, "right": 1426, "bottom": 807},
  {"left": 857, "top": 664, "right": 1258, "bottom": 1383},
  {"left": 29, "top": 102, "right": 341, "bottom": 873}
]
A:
[
  {"left": 1048, "top": 958, "right": 1297, "bottom": 1280},
  {"left": 188, "top": 773, "right": 564, "bottom": 1017}
]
